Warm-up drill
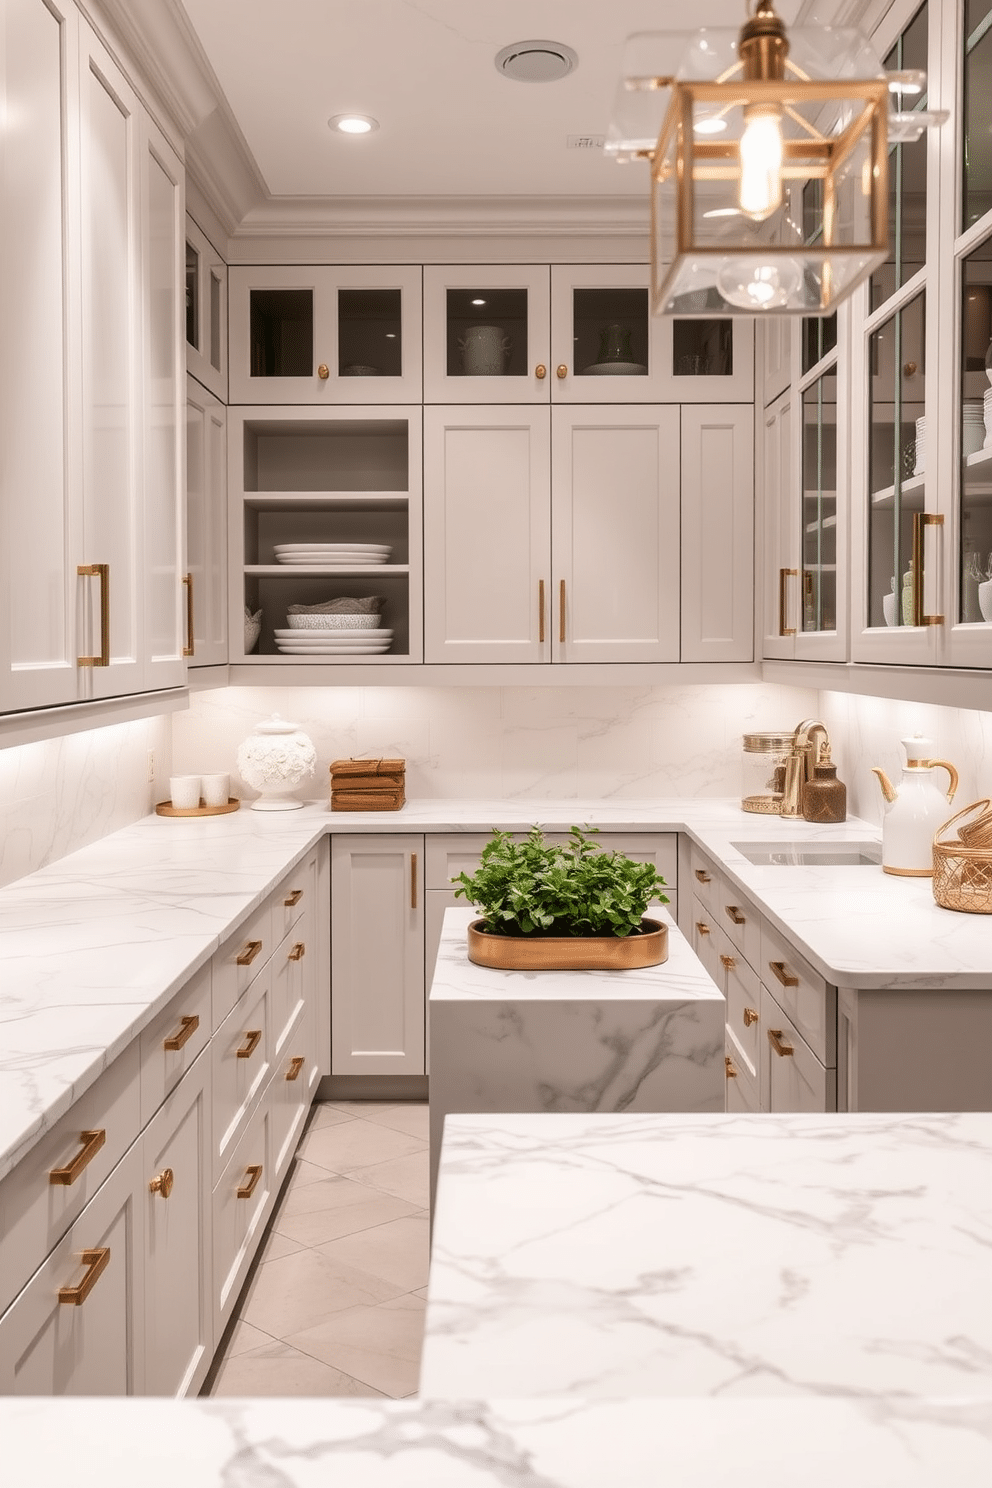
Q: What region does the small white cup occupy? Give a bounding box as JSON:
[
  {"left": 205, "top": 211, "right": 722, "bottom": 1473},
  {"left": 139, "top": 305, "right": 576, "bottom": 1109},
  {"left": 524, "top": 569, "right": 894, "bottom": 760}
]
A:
[
  {"left": 201, "top": 772, "right": 230, "bottom": 808},
  {"left": 169, "top": 775, "right": 201, "bottom": 810}
]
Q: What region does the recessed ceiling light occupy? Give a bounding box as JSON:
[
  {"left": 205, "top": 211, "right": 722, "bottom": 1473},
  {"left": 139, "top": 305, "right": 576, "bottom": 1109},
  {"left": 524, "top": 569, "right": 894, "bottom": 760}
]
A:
[
  {"left": 472, "top": 298, "right": 486, "bottom": 305},
  {"left": 495, "top": 40, "right": 578, "bottom": 83},
  {"left": 328, "top": 113, "right": 379, "bottom": 135}
]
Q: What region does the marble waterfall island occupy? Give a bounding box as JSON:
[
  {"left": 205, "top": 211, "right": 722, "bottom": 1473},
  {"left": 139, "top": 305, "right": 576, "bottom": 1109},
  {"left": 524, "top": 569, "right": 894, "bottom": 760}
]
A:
[{"left": 429, "top": 906, "right": 725, "bottom": 1202}]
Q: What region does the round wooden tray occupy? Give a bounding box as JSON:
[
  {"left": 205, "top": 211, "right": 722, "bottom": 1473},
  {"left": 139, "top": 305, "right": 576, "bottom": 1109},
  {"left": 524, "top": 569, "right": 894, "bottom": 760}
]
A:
[{"left": 155, "top": 797, "right": 240, "bottom": 818}]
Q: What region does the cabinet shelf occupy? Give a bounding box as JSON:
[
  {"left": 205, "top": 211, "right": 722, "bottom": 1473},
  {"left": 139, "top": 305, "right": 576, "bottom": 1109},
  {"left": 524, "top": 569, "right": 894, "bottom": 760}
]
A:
[
  {"left": 805, "top": 515, "right": 838, "bottom": 533},
  {"left": 870, "top": 475, "right": 926, "bottom": 509},
  {"left": 246, "top": 565, "right": 410, "bottom": 576},
  {"left": 243, "top": 491, "right": 409, "bottom": 512},
  {"left": 803, "top": 490, "right": 837, "bottom": 502}
]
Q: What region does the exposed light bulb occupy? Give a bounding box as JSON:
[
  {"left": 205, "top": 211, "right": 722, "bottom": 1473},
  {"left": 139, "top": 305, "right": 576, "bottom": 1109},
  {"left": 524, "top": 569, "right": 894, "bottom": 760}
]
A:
[
  {"left": 717, "top": 257, "right": 802, "bottom": 310},
  {"left": 739, "top": 108, "right": 783, "bottom": 221}
]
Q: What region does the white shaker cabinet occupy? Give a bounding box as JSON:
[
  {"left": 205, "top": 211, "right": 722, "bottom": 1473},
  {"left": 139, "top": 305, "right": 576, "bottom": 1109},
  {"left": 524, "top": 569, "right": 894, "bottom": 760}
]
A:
[
  {"left": 185, "top": 375, "right": 228, "bottom": 666},
  {"left": 331, "top": 835, "right": 425, "bottom": 1076},
  {"left": 680, "top": 404, "right": 754, "bottom": 663}
]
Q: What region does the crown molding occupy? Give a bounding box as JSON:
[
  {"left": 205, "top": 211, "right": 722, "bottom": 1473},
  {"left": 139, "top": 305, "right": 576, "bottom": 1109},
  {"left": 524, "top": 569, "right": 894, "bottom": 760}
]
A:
[{"left": 232, "top": 194, "right": 651, "bottom": 241}]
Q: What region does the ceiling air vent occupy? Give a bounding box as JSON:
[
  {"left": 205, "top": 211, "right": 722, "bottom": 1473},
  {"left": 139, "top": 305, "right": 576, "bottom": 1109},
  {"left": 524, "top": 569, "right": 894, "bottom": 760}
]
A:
[
  {"left": 495, "top": 40, "right": 578, "bottom": 83},
  {"left": 566, "top": 135, "right": 604, "bottom": 150}
]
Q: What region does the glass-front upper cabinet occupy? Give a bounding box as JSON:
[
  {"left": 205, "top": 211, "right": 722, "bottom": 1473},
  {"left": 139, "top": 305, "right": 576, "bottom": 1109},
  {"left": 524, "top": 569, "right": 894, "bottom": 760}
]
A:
[
  {"left": 185, "top": 215, "right": 227, "bottom": 401},
  {"left": 228, "top": 265, "right": 422, "bottom": 405},
  {"left": 423, "top": 265, "right": 551, "bottom": 402}
]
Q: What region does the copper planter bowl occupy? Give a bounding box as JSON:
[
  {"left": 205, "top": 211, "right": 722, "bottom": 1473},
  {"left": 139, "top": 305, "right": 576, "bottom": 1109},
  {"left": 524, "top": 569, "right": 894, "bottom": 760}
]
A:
[{"left": 466, "top": 917, "right": 668, "bottom": 971}]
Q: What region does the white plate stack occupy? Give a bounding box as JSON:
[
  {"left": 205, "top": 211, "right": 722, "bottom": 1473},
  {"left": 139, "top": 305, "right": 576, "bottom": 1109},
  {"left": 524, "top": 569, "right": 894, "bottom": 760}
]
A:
[
  {"left": 273, "top": 543, "right": 391, "bottom": 566},
  {"left": 273, "top": 627, "right": 393, "bottom": 655},
  {"left": 963, "top": 400, "right": 985, "bottom": 458},
  {"left": 983, "top": 389, "right": 992, "bottom": 448},
  {"left": 914, "top": 416, "right": 925, "bottom": 475}
]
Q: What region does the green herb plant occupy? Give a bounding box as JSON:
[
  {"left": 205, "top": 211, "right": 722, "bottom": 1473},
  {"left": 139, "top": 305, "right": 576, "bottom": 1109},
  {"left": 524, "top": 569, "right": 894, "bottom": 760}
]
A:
[{"left": 452, "top": 825, "right": 669, "bottom": 938}]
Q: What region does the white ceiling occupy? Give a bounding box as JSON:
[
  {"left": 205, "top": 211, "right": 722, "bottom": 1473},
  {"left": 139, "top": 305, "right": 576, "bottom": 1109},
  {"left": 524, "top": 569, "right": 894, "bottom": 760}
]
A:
[{"left": 176, "top": 0, "right": 805, "bottom": 204}]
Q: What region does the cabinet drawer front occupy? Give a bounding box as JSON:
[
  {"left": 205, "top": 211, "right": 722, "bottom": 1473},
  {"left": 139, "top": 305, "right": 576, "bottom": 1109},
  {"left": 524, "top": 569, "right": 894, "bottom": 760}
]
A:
[
  {"left": 760, "top": 984, "right": 836, "bottom": 1113},
  {"left": 212, "top": 1100, "right": 270, "bottom": 1341},
  {"left": 270, "top": 914, "right": 311, "bottom": 1062},
  {"left": 0, "top": 1141, "right": 142, "bottom": 1395},
  {"left": 688, "top": 845, "right": 718, "bottom": 911},
  {"left": 725, "top": 954, "right": 762, "bottom": 1078},
  {"left": 425, "top": 833, "right": 508, "bottom": 890},
  {"left": 271, "top": 1000, "right": 318, "bottom": 1186},
  {"left": 139, "top": 962, "right": 212, "bottom": 1125},
  {"left": 690, "top": 894, "right": 727, "bottom": 989},
  {"left": 718, "top": 888, "right": 761, "bottom": 973},
  {"left": 210, "top": 967, "right": 272, "bottom": 1184},
  {"left": 760, "top": 920, "right": 835, "bottom": 1065},
  {"left": 272, "top": 853, "right": 317, "bottom": 945},
  {"left": 0, "top": 1042, "right": 140, "bottom": 1319},
  {"left": 211, "top": 899, "right": 273, "bottom": 1029},
  {"left": 724, "top": 1027, "right": 760, "bottom": 1113}
]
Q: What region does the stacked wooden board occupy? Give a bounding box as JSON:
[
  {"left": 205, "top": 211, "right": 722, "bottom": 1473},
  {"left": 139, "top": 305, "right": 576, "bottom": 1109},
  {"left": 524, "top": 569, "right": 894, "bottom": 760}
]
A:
[{"left": 330, "top": 758, "right": 406, "bottom": 811}]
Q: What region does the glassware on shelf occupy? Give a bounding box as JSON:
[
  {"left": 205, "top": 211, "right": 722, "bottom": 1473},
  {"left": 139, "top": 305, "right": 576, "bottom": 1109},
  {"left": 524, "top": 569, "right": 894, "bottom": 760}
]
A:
[{"left": 573, "top": 287, "right": 649, "bottom": 375}]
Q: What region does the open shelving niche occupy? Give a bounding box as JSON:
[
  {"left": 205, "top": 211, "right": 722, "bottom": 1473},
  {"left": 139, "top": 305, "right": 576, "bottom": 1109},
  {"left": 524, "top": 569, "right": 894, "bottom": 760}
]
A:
[{"left": 231, "top": 409, "right": 424, "bottom": 664}]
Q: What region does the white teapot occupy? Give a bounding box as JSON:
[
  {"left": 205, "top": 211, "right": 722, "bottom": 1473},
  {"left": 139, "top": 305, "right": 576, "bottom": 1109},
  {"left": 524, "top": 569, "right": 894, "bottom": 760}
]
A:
[{"left": 871, "top": 734, "right": 959, "bottom": 876}]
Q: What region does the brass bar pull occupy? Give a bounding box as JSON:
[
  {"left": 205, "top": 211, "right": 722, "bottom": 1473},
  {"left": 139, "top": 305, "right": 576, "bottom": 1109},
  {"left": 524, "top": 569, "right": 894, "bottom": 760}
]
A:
[
  {"left": 284, "top": 889, "right": 303, "bottom": 907},
  {"left": 743, "top": 1007, "right": 759, "bottom": 1027},
  {"left": 236, "top": 939, "right": 263, "bottom": 967},
  {"left": 411, "top": 852, "right": 418, "bottom": 910},
  {"left": 237, "top": 1164, "right": 263, "bottom": 1199},
  {"left": 286, "top": 1056, "right": 305, "bottom": 1082},
  {"left": 695, "top": 921, "right": 710, "bottom": 936},
  {"left": 725, "top": 905, "right": 746, "bottom": 926},
  {"left": 538, "top": 579, "right": 545, "bottom": 643},
  {"left": 149, "top": 1167, "right": 174, "bottom": 1199},
  {"left": 911, "top": 511, "right": 944, "bottom": 627},
  {"left": 719, "top": 953, "right": 736, "bottom": 971},
  {"left": 58, "top": 1247, "right": 111, "bottom": 1306},
  {"left": 559, "top": 579, "right": 566, "bottom": 642},
  {"left": 769, "top": 960, "right": 799, "bottom": 988},
  {"left": 50, "top": 1129, "right": 106, "bottom": 1186},
  {"left": 77, "top": 563, "right": 110, "bottom": 666},
  {"left": 694, "top": 869, "right": 711, "bottom": 884},
  {"left": 725, "top": 1055, "right": 738, "bottom": 1079},
  {"left": 779, "top": 567, "right": 797, "bottom": 637},
  {"left": 182, "top": 573, "right": 194, "bottom": 657},
  {"left": 768, "top": 1028, "right": 795, "bottom": 1058},
  {"left": 236, "top": 1028, "right": 262, "bottom": 1059},
  {"left": 163, "top": 1014, "right": 199, "bottom": 1052},
  {"left": 288, "top": 942, "right": 306, "bottom": 962}
]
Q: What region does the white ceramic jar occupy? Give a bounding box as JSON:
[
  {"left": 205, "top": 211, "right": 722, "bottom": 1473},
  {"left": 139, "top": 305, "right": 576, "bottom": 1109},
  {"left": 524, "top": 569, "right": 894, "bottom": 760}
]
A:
[{"left": 235, "top": 714, "right": 316, "bottom": 811}]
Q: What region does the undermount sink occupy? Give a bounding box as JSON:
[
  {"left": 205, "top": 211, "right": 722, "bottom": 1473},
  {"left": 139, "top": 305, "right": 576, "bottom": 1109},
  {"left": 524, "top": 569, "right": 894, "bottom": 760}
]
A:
[{"left": 731, "top": 841, "right": 882, "bottom": 867}]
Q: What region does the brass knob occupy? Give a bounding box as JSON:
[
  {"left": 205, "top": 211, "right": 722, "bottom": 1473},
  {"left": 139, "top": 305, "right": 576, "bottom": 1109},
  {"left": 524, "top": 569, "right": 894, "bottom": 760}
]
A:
[
  {"left": 720, "top": 953, "right": 736, "bottom": 971},
  {"left": 288, "top": 942, "right": 305, "bottom": 962},
  {"left": 903, "top": 360, "right": 918, "bottom": 377},
  {"left": 725, "top": 1056, "right": 738, "bottom": 1079},
  {"left": 556, "top": 364, "right": 568, "bottom": 379},
  {"left": 695, "top": 921, "right": 710, "bottom": 936},
  {"left": 743, "top": 1007, "right": 759, "bottom": 1027},
  {"left": 149, "top": 1167, "right": 174, "bottom": 1199},
  {"left": 317, "top": 363, "right": 330, "bottom": 380},
  {"left": 535, "top": 364, "right": 547, "bottom": 379}
]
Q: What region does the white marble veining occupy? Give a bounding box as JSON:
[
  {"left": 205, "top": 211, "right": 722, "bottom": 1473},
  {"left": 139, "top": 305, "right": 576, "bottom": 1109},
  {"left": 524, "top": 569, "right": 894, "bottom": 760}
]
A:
[
  {"left": 4, "top": 1394, "right": 992, "bottom": 1487},
  {"left": 429, "top": 906, "right": 724, "bottom": 1199},
  {"left": 422, "top": 1111, "right": 992, "bottom": 1402}
]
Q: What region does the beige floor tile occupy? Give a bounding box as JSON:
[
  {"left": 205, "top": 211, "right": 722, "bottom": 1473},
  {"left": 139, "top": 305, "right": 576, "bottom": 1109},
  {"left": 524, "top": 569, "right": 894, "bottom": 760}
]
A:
[
  {"left": 412, "top": 1286, "right": 430, "bottom": 1300},
  {"left": 345, "top": 1149, "right": 430, "bottom": 1207},
  {"left": 277, "top": 1170, "right": 400, "bottom": 1221},
  {"left": 299, "top": 1118, "right": 426, "bottom": 1176},
  {"left": 256, "top": 1229, "right": 305, "bottom": 1263},
  {"left": 358, "top": 1103, "right": 429, "bottom": 1140},
  {"left": 286, "top": 1293, "right": 426, "bottom": 1398},
  {"left": 317, "top": 1213, "right": 429, "bottom": 1292},
  {"left": 211, "top": 1338, "right": 386, "bottom": 1398},
  {"left": 276, "top": 1186, "right": 419, "bottom": 1248},
  {"left": 219, "top": 1318, "right": 273, "bottom": 1360},
  {"left": 286, "top": 1156, "right": 335, "bottom": 1190},
  {"left": 241, "top": 1245, "right": 404, "bottom": 1338},
  {"left": 306, "top": 1103, "right": 356, "bottom": 1131}
]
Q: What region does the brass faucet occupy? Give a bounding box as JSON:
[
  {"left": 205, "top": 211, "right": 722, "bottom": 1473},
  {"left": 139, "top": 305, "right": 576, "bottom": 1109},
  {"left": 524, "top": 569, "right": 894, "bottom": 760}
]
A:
[{"left": 780, "top": 719, "right": 830, "bottom": 818}]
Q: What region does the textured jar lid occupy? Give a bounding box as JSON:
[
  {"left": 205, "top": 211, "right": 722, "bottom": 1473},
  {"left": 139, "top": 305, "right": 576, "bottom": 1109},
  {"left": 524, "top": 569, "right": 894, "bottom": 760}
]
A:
[{"left": 742, "top": 732, "right": 795, "bottom": 751}]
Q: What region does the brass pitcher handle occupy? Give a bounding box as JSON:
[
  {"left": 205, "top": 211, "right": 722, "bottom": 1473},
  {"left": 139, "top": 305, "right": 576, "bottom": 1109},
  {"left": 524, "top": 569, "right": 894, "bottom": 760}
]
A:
[{"left": 931, "top": 760, "right": 959, "bottom": 803}]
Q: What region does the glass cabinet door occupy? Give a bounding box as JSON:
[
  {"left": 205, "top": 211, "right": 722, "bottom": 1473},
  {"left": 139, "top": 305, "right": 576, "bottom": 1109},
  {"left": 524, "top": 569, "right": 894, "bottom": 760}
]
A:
[
  {"left": 423, "top": 266, "right": 550, "bottom": 402},
  {"left": 801, "top": 366, "right": 838, "bottom": 636},
  {"left": 229, "top": 265, "right": 422, "bottom": 405},
  {"left": 185, "top": 215, "right": 227, "bottom": 402}
]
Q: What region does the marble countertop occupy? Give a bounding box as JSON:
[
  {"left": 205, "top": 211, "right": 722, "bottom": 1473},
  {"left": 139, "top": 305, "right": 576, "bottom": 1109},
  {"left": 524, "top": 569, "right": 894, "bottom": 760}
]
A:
[{"left": 421, "top": 1110, "right": 992, "bottom": 1402}]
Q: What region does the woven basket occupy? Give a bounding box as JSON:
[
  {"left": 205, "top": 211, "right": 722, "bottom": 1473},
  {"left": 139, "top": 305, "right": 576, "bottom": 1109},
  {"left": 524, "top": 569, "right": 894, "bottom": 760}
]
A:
[{"left": 933, "top": 799, "right": 992, "bottom": 914}]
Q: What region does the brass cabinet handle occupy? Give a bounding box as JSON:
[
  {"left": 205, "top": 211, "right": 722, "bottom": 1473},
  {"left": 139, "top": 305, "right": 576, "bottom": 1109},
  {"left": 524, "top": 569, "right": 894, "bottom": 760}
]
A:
[
  {"left": 911, "top": 511, "right": 944, "bottom": 626},
  {"left": 284, "top": 889, "right": 303, "bottom": 907},
  {"left": 288, "top": 942, "right": 306, "bottom": 962},
  {"left": 695, "top": 921, "right": 710, "bottom": 936},
  {"left": 535, "top": 364, "right": 547, "bottom": 379},
  {"left": 725, "top": 905, "right": 746, "bottom": 926},
  {"left": 779, "top": 567, "right": 798, "bottom": 637},
  {"left": 182, "top": 573, "right": 194, "bottom": 657},
  {"left": 539, "top": 579, "right": 545, "bottom": 643},
  {"left": 149, "top": 1167, "right": 174, "bottom": 1199},
  {"left": 237, "top": 1163, "right": 263, "bottom": 1199},
  {"left": 556, "top": 364, "right": 568, "bottom": 379},
  {"left": 725, "top": 1055, "right": 738, "bottom": 1079},
  {"left": 743, "top": 1006, "right": 759, "bottom": 1027},
  {"left": 719, "top": 953, "right": 736, "bottom": 971},
  {"left": 286, "top": 1056, "right": 305, "bottom": 1082},
  {"left": 694, "top": 869, "right": 711, "bottom": 885},
  {"left": 768, "top": 1028, "right": 795, "bottom": 1057},
  {"left": 411, "top": 851, "right": 418, "bottom": 909},
  {"left": 236, "top": 1028, "right": 262, "bottom": 1059},
  {"left": 163, "top": 1013, "right": 199, "bottom": 1051},
  {"left": 236, "top": 939, "right": 263, "bottom": 967},
  {"left": 769, "top": 960, "right": 799, "bottom": 988},
  {"left": 58, "top": 1247, "right": 111, "bottom": 1306},
  {"left": 559, "top": 579, "right": 566, "bottom": 642},
  {"left": 317, "top": 363, "right": 329, "bottom": 380},
  {"left": 77, "top": 563, "right": 110, "bottom": 666},
  {"left": 50, "top": 1129, "right": 106, "bottom": 1186}
]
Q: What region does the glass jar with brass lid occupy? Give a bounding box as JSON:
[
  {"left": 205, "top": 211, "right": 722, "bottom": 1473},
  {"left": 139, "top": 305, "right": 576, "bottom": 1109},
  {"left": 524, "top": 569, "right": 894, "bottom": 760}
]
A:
[{"left": 741, "top": 732, "right": 794, "bottom": 814}]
